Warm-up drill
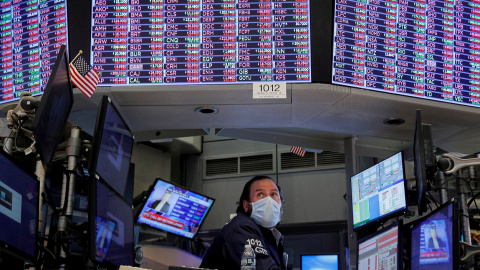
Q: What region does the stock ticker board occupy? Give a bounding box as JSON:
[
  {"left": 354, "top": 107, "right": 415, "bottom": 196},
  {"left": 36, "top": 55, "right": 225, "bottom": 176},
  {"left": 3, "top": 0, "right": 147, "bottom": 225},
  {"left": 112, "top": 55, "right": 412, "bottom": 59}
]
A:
[
  {"left": 332, "top": 0, "right": 480, "bottom": 107},
  {"left": 0, "top": 0, "right": 68, "bottom": 104},
  {"left": 90, "top": 0, "right": 311, "bottom": 85}
]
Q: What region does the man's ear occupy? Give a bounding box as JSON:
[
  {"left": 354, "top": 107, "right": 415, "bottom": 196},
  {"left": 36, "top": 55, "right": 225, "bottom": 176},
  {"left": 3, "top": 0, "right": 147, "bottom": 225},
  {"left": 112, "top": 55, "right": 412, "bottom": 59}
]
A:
[{"left": 243, "top": 200, "right": 249, "bottom": 213}]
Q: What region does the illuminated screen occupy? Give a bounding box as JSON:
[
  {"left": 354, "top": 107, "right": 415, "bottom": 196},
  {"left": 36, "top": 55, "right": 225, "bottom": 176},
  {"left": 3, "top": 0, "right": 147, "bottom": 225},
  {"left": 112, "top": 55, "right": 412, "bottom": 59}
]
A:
[
  {"left": 351, "top": 152, "right": 407, "bottom": 229},
  {"left": 0, "top": 0, "right": 68, "bottom": 104},
  {"left": 136, "top": 178, "right": 215, "bottom": 239},
  {"left": 332, "top": 0, "right": 480, "bottom": 107},
  {"left": 0, "top": 152, "right": 39, "bottom": 261},
  {"left": 411, "top": 201, "right": 457, "bottom": 270},
  {"left": 357, "top": 223, "right": 401, "bottom": 270},
  {"left": 301, "top": 254, "right": 339, "bottom": 270},
  {"left": 90, "top": 0, "right": 311, "bottom": 85}
]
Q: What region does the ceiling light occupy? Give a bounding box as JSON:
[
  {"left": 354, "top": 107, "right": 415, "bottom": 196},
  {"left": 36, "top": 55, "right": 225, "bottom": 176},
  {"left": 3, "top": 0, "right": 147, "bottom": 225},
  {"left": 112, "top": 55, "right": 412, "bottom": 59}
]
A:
[
  {"left": 195, "top": 107, "right": 219, "bottom": 114},
  {"left": 383, "top": 117, "right": 405, "bottom": 126}
]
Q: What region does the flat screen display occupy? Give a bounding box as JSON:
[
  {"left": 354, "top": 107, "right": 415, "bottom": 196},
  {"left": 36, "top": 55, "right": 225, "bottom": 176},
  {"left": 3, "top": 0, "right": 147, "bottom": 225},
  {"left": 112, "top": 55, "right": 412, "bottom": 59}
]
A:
[
  {"left": 92, "top": 95, "right": 134, "bottom": 198},
  {"left": 0, "top": 0, "right": 68, "bottom": 104},
  {"left": 31, "top": 44, "right": 74, "bottom": 170},
  {"left": 332, "top": 0, "right": 480, "bottom": 108},
  {"left": 0, "top": 151, "right": 39, "bottom": 262},
  {"left": 357, "top": 222, "right": 402, "bottom": 270},
  {"left": 93, "top": 180, "right": 134, "bottom": 267},
  {"left": 301, "top": 254, "right": 339, "bottom": 270},
  {"left": 351, "top": 151, "right": 407, "bottom": 229},
  {"left": 136, "top": 178, "right": 215, "bottom": 239},
  {"left": 90, "top": 0, "right": 311, "bottom": 85},
  {"left": 411, "top": 200, "right": 458, "bottom": 270}
]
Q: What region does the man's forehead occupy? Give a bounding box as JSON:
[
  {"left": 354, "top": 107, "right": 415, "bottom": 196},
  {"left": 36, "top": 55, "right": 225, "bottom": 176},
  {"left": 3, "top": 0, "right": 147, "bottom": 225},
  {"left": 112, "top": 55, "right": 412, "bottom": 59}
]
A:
[{"left": 251, "top": 179, "right": 278, "bottom": 192}]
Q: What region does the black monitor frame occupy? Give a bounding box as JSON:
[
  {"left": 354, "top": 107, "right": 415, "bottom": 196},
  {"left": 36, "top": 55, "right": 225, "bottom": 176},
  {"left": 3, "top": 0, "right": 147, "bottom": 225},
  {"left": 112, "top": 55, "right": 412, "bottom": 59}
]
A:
[
  {"left": 135, "top": 178, "right": 215, "bottom": 240},
  {"left": 0, "top": 150, "right": 39, "bottom": 265},
  {"left": 408, "top": 199, "right": 459, "bottom": 270},
  {"left": 31, "top": 44, "right": 74, "bottom": 171},
  {"left": 88, "top": 178, "right": 134, "bottom": 269},
  {"left": 356, "top": 220, "right": 403, "bottom": 270},
  {"left": 351, "top": 151, "right": 408, "bottom": 231},
  {"left": 88, "top": 95, "right": 134, "bottom": 199}
]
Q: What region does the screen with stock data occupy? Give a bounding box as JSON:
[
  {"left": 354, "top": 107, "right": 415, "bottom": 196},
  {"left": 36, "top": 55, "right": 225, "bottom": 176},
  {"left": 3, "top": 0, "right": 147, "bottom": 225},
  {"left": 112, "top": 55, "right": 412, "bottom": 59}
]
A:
[
  {"left": 332, "top": 0, "right": 480, "bottom": 107},
  {"left": 351, "top": 151, "right": 407, "bottom": 229},
  {"left": 0, "top": 0, "right": 68, "bottom": 104},
  {"left": 90, "top": 0, "right": 311, "bottom": 85}
]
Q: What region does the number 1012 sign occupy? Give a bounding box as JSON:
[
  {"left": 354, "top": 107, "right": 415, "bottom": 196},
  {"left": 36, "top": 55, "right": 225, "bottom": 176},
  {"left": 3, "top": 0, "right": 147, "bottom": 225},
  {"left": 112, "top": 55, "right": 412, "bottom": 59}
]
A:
[{"left": 253, "top": 83, "right": 287, "bottom": 99}]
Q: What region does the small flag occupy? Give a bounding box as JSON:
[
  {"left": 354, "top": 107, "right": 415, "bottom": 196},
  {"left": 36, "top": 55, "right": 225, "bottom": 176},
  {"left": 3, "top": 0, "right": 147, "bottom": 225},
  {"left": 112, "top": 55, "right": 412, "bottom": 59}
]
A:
[
  {"left": 290, "top": 146, "right": 306, "bottom": 157},
  {"left": 69, "top": 54, "right": 99, "bottom": 98}
]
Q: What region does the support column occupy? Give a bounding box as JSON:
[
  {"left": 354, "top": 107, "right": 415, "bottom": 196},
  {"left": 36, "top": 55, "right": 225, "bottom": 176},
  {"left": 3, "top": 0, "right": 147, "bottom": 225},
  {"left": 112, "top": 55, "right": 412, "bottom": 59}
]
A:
[{"left": 344, "top": 137, "right": 357, "bottom": 270}]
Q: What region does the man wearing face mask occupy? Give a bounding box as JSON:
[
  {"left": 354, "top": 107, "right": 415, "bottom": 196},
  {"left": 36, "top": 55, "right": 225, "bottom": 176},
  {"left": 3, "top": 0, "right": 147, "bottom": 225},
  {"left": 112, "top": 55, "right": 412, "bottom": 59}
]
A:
[{"left": 199, "top": 176, "right": 286, "bottom": 270}]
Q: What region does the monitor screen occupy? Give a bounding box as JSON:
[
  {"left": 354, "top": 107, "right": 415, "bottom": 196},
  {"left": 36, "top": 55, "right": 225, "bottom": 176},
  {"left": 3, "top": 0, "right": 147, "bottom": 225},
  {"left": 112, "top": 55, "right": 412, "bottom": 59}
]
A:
[
  {"left": 89, "top": 0, "right": 311, "bottom": 85},
  {"left": 0, "top": 0, "right": 68, "bottom": 104},
  {"left": 31, "top": 44, "right": 74, "bottom": 170},
  {"left": 136, "top": 178, "right": 215, "bottom": 239},
  {"left": 301, "top": 254, "right": 339, "bottom": 270},
  {"left": 411, "top": 200, "right": 459, "bottom": 270},
  {"left": 357, "top": 222, "right": 402, "bottom": 270},
  {"left": 91, "top": 179, "right": 134, "bottom": 267},
  {"left": 90, "top": 95, "right": 134, "bottom": 198},
  {"left": 0, "top": 151, "right": 39, "bottom": 262},
  {"left": 351, "top": 151, "right": 407, "bottom": 230}
]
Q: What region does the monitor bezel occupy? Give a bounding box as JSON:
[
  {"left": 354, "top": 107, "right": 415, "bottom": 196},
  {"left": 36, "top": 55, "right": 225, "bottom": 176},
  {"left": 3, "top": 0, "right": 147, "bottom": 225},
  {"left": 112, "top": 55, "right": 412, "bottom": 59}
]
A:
[
  {"left": 31, "top": 44, "right": 74, "bottom": 171},
  {"left": 0, "top": 150, "right": 39, "bottom": 265},
  {"left": 408, "top": 199, "right": 459, "bottom": 270},
  {"left": 351, "top": 151, "right": 408, "bottom": 231},
  {"left": 356, "top": 220, "right": 404, "bottom": 270},
  {"left": 88, "top": 95, "right": 134, "bottom": 198},
  {"left": 300, "top": 253, "right": 340, "bottom": 270},
  {"left": 88, "top": 178, "right": 134, "bottom": 268},
  {"left": 134, "top": 177, "right": 216, "bottom": 240}
]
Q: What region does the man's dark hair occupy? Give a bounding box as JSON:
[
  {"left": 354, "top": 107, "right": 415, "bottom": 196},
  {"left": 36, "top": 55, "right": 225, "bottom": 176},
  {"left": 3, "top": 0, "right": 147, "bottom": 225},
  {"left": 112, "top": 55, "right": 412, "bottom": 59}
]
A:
[{"left": 236, "top": 175, "right": 283, "bottom": 213}]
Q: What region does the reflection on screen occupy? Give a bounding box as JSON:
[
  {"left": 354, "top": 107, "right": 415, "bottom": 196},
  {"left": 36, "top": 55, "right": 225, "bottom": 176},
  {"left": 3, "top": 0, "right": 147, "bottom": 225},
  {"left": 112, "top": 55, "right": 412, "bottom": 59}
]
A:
[
  {"left": 301, "top": 254, "right": 339, "bottom": 270},
  {"left": 136, "top": 178, "right": 215, "bottom": 239},
  {"left": 358, "top": 224, "right": 399, "bottom": 270},
  {"left": 0, "top": 153, "right": 38, "bottom": 260},
  {"left": 411, "top": 203, "right": 454, "bottom": 270},
  {"left": 351, "top": 152, "right": 407, "bottom": 229},
  {"left": 96, "top": 100, "right": 134, "bottom": 197}
]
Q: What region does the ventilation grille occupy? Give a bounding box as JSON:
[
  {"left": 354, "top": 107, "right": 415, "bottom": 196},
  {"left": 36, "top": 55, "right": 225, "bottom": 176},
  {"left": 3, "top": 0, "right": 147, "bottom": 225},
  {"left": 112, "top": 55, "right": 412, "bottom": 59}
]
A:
[
  {"left": 204, "top": 151, "right": 344, "bottom": 178},
  {"left": 280, "top": 152, "right": 315, "bottom": 170},
  {"left": 205, "top": 157, "right": 237, "bottom": 177},
  {"left": 317, "top": 151, "right": 345, "bottom": 166},
  {"left": 240, "top": 154, "right": 273, "bottom": 173}
]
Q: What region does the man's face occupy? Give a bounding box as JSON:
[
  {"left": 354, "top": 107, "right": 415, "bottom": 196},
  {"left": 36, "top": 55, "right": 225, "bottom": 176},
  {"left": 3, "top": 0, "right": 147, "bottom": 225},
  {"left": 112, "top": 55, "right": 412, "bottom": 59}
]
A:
[{"left": 243, "top": 178, "right": 280, "bottom": 212}]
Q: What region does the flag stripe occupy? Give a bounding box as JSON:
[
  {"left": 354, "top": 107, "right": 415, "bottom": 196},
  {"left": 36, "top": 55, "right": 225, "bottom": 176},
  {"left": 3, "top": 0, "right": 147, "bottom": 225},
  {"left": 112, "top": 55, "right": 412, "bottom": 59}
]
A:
[
  {"left": 290, "top": 146, "right": 306, "bottom": 157},
  {"left": 69, "top": 54, "right": 99, "bottom": 98}
]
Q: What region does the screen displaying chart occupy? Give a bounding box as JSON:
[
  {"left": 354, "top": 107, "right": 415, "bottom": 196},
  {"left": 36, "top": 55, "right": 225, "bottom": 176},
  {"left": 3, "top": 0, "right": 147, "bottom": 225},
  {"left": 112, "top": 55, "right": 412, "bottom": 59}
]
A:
[
  {"left": 90, "top": 0, "right": 311, "bottom": 85},
  {"left": 332, "top": 0, "right": 480, "bottom": 107},
  {"left": 0, "top": 0, "right": 68, "bottom": 104}
]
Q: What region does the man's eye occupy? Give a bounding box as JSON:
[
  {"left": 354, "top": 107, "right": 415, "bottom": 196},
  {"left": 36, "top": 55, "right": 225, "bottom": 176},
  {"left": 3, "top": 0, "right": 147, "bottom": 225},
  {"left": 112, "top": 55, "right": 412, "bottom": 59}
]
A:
[{"left": 257, "top": 193, "right": 265, "bottom": 198}]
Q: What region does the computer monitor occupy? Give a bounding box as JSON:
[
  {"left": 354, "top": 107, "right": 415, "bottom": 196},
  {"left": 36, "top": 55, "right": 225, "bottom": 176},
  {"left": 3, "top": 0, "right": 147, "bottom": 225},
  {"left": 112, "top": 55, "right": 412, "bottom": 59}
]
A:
[
  {"left": 0, "top": 150, "right": 39, "bottom": 263},
  {"left": 413, "top": 109, "right": 436, "bottom": 215},
  {"left": 135, "top": 178, "right": 215, "bottom": 240},
  {"left": 351, "top": 151, "right": 407, "bottom": 230},
  {"left": 89, "top": 95, "right": 134, "bottom": 198},
  {"left": 89, "top": 179, "right": 134, "bottom": 268},
  {"left": 31, "top": 44, "right": 74, "bottom": 170},
  {"left": 410, "top": 199, "right": 459, "bottom": 270},
  {"left": 301, "top": 254, "right": 339, "bottom": 270},
  {"left": 357, "top": 221, "right": 403, "bottom": 270}
]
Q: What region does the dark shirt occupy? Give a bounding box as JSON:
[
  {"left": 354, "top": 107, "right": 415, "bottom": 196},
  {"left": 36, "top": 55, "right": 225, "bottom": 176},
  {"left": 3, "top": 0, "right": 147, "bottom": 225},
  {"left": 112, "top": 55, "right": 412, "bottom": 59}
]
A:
[
  {"left": 200, "top": 212, "right": 286, "bottom": 270},
  {"left": 427, "top": 236, "right": 446, "bottom": 250}
]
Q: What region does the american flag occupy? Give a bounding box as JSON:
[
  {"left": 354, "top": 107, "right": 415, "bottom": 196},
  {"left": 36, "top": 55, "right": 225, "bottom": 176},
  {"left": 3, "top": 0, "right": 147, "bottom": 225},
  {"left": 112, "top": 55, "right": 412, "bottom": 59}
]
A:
[
  {"left": 69, "top": 54, "right": 99, "bottom": 98},
  {"left": 290, "top": 146, "right": 306, "bottom": 157}
]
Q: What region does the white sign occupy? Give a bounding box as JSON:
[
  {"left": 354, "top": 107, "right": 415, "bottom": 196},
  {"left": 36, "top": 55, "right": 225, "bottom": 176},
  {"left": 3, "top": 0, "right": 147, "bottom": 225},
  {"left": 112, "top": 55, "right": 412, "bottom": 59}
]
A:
[{"left": 252, "top": 82, "right": 287, "bottom": 99}]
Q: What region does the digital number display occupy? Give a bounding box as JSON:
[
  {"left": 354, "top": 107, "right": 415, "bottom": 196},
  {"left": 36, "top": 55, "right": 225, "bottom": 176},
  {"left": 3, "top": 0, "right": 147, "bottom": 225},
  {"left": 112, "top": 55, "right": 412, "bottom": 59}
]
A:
[
  {"left": 0, "top": 0, "right": 68, "bottom": 104},
  {"left": 90, "top": 0, "right": 311, "bottom": 85},
  {"left": 332, "top": 0, "right": 480, "bottom": 107}
]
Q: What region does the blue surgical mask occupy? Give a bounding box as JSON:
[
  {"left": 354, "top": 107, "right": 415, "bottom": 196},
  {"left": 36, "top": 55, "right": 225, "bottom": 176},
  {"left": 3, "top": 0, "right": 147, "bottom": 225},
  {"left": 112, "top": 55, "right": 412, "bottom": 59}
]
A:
[{"left": 250, "top": 197, "right": 281, "bottom": 228}]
